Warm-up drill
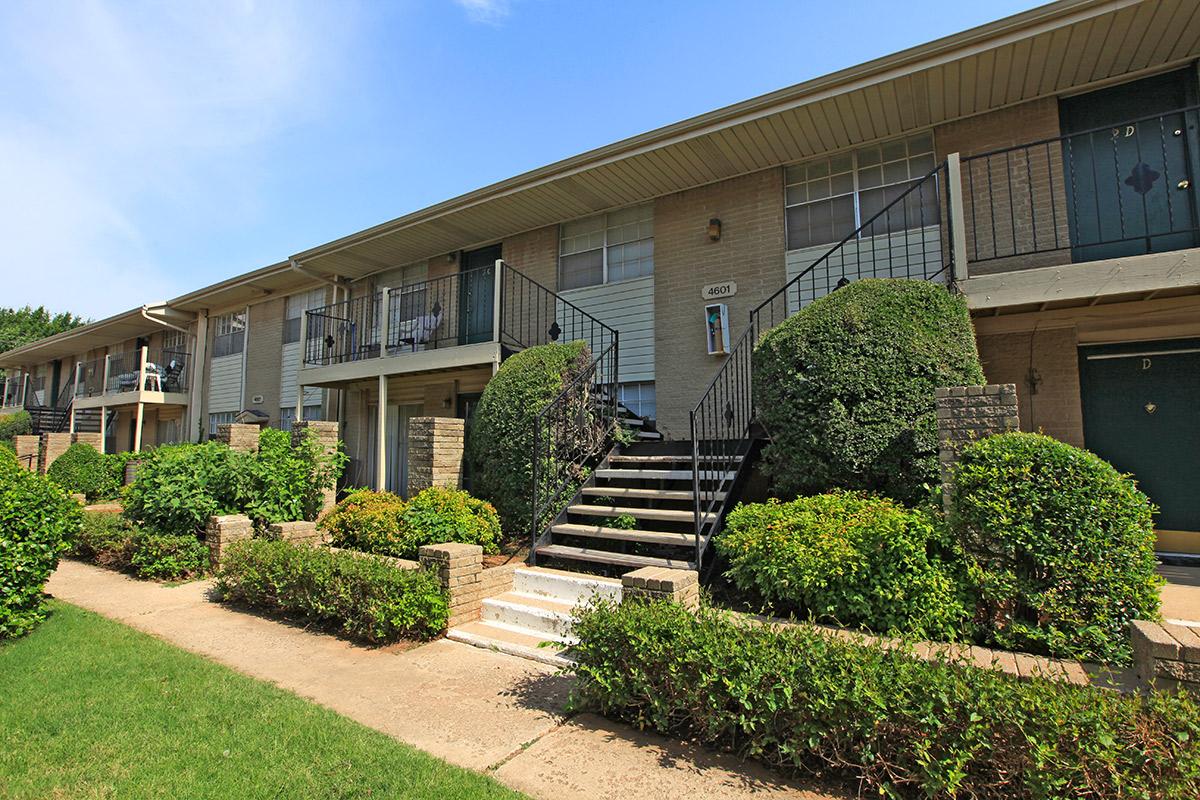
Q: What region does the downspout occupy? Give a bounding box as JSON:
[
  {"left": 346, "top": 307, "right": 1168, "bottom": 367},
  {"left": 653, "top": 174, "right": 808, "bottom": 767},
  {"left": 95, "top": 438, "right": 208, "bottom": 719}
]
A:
[{"left": 140, "top": 305, "right": 191, "bottom": 335}]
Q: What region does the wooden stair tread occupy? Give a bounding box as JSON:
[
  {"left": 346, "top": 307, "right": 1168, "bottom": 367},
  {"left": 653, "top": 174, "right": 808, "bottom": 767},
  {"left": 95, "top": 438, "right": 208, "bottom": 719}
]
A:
[
  {"left": 609, "top": 454, "right": 743, "bottom": 464},
  {"left": 552, "top": 523, "right": 696, "bottom": 546},
  {"left": 536, "top": 544, "right": 695, "bottom": 571},
  {"left": 580, "top": 487, "right": 727, "bottom": 501},
  {"left": 567, "top": 505, "right": 714, "bottom": 524},
  {"left": 596, "top": 468, "right": 737, "bottom": 481}
]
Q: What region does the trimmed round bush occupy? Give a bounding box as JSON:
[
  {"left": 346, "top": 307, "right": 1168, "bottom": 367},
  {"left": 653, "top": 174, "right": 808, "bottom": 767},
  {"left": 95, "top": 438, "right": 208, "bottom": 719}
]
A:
[
  {"left": 952, "top": 432, "right": 1160, "bottom": 665},
  {"left": 0, "top": 449, "right": 82, "bottom": 638},
  {"left": 128, "top": 531, "right": 208, "bottom": 581},
  {"left": 467, "top": 340, "right": 591, "bottom": 534},
  {"left": 47, "top": 442, "right": 116, "bottom": 501},
  {"left": 320, "top": 487, "right": 501, "bottom": 559},
  {"left": 716, "top": 492, "right": 968, "bottom": 639},
  {"left": 754, "top": 279, "right": 984, "bottom": 505}
]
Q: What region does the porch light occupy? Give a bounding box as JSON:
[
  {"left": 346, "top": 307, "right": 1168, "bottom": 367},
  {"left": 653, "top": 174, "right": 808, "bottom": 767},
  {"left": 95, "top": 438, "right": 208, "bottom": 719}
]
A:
[{"left": 707, "top": 218, "right": 722, "bottom": 242}]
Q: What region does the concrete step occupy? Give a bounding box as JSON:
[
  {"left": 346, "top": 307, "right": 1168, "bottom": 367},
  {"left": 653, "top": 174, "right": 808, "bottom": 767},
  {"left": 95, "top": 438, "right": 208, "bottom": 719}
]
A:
[
  {"left": 552, "top": 522, "right": 696, "bottom": 547},
  {"left": 512, "top": 565, "right": 622, "bottom": 606},
  {"left": 535, "top": 544, "right": 695, "bottom": 571},
  {"left": 482, "top": 591, "right": 576, "bottom": 639},
  {"left": 567, "top": 505, "right": 714, "bottom": 525},
  {"left": 635, "top": 429, "right": 663, "bottom": 440},
  {"left": 447, "top": 620, "right": 573, "bottom": 668},
  {"left": 595, "top": 468, "right": 737, "bottom": 482}
]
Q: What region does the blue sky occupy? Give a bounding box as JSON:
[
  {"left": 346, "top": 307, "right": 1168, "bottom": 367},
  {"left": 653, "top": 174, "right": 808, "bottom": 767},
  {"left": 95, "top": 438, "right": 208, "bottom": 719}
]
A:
[{"left": 0, "top": 0, "right": 1045, "bottom": 319}]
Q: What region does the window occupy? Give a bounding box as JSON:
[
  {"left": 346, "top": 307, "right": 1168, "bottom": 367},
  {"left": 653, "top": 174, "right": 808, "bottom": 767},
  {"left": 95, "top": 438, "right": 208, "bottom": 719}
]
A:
[
  {"left": 208, "top": 411, "right": 236, "bottom": 436},
  {"left": 284, "top": 289, "right": 326, "bottom": 344},
  {"left": 212, "top": 311, "right": 246, "bottom": 358},
  {"left": 559, "top": 204, "right": 653, "bottom": 290},
  {"left": 161, "top": 329, "right": 187, "bottom": 355},
  {"left": 785, "top": 133, "right": 938, "bottom": 251},
  {"left": 279, "top": 404, "right": 323, "bottom": 432},
  {"left": 619, "top": 381, "right": 656, "bottom": 419}
]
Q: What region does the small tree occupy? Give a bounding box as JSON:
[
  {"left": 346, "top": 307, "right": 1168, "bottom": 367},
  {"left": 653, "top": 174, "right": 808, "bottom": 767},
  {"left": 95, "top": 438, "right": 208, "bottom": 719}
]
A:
[{"left": 754, "top": 279, "right": 984, "bottom": 505}]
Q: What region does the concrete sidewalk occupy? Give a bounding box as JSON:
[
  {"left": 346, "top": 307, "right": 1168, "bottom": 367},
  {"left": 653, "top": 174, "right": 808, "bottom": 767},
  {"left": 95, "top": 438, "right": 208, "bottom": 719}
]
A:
[{"left": 46, "top": 560, "right": 838, "bottom": 800}]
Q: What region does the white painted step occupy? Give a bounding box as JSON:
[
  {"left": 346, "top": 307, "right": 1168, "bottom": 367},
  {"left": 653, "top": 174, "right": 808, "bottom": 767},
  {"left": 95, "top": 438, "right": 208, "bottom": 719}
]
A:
[
  {"left": 512, "top": 566, "right": 622, "bottom": 606},
  {"left": 535, "top": 544, "right": 695, "bottom": 571},
  {"left": 482, "top": 591, "right": 575, "bottom": 639},
  {"left": 448, "top": 620, "right": 574, "bottom": 668}
]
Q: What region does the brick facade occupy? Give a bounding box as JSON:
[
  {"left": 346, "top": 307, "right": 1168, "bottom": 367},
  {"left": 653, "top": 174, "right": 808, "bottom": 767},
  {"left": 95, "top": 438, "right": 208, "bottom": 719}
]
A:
[
  {"left": 215, "top": 422, "right": 261, "bottom": 452},
  {"left": 935, "top": 384, "right": 1020, "bottom": 506},
  {"left": 653, "top": 168, "right": 787, "bottom": 436},
  {"left": 244, "top": 297, "right": 285, "bottom": 426},
  {"left": 407, "top": 416, "right": 465, "bottom": 496},
  {"left": 292, "top": 420, "right": 340, "bottom": 513},
  {"left": 13, "top": 434, "right": 39, "bottom": 470},
  {"left": 267, "top": 520, "right": 325, "bottom": 545},
  {"left": 502, "top": 225, "right": 559, "bottom": 289},
  {"left": 38, "top": 432, "right": 73, "bottom": 473},
  {"left": 419, "top": 543, "right": 485, "bottom": 628},
  {"left": 976, "top": 328, "right": 1085, "bottom": 446}
]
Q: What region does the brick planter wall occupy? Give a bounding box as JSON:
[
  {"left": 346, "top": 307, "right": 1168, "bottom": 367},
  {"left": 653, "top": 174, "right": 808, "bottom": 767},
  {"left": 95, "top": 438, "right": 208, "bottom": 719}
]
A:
[
  {"left": 1132, "top": 620, "right": 1200, "bottom": 692},
  {"left": 267, "top": 520, "right": 326, "bottom": 546},
  {"left": 13, "top": 435, "right": 39, "bottom": 470},
  {"left": 206, "top": 514, "right": 253, "bottom": 570},
  {"left": 621, "top": 567, "right": 700, "bottom": 610},
  {"left": 72, "top": 432, "right": 103, "bottom": 452},
  {"left": 419, "top": 543, "right": 484, "bottom": 628},
  {"left": 38, "top": 432, "right": 73, "bottom": 473},
  {"left": 935, "top": 384, "right": 1020, "bottom": 507},
  {"left": 215, "top": 423, "right": 261, "bottom": 452},
  {"left": 407, "top": 416, "right": 465, "bottom": 497}
]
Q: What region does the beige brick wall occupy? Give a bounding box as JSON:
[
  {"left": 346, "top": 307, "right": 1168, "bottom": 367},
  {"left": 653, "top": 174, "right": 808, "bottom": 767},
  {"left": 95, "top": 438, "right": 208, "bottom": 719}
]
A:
[
  {"left": 935, "top": 384, "right": 1020, "bottom": 507},
  {"left": 407, "top": 416, "right": 465, "bottom": 496},
  {"left": 502, "top": 225, "right": 558, "bottom": 288},
  {"left": 244, "top": 297, "right": 285, "bottom": 425},
  {"left": 976, "top": 327, "right": 1084, "bottom": 447},
  {"left": 652, "top": 168, "right": 787, "bottom": 437},
  {"left": 935, "top": 97, "right": 1071, "bottom": 275}
]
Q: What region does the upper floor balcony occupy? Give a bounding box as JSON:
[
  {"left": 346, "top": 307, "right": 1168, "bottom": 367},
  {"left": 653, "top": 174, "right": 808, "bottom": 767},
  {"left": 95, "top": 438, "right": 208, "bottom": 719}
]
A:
[
  {"left": 299, "top": 261, "right": 616, "bottom": 387},
  {"left": 73, "top": 345, "right": 192, "bottom": 410}
]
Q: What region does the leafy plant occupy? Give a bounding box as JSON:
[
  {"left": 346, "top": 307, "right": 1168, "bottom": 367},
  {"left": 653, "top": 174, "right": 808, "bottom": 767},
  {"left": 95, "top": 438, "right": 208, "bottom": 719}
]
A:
[
  {"left": 467, "top": 341, "right": 592, "bottom": 535},
  {"left": 0, "top": 410, "right": 32, "bottom": 445},
  {"left": 952, "top": 432, "right": 1161, "bottom": 665},
  {"left": 570, "top": 599, "right": 1200, "bottom": 799},
  {"left": 754, "top": 278, "right": 984, "bottom": 505},
  {"left": 320, "top": 486, "right": 501, "bottom": 559},
  {"left": 128, "top": 532, "right": 208, "bottom": 581},
  {"left": 239, "top": 427, "right": 346, "bottom": 526},
  {"left": 122, "top": 442, "right": 241, "bottom": 536},
  {"left": 215, "top": 539, "right": 448, "bottom": 643},
  {"left": 70, "top": 511, "right": 136, "bottom": 570},
  {"left": 319, "top": 489, "right": 406, "bottom": 554},
  {"left": 0, "top": 449, "right": 81, "bottom": 638},
  {"left": 47, "top": 443, "right": 117, "bottom": 501}
]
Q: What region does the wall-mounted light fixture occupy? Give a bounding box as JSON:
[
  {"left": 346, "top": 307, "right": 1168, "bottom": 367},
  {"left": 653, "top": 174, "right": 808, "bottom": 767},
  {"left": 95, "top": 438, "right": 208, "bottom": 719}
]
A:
[
  {"left": 707, "top": 218, "right": 722, "bottom": 242},
  {"left": 446, "top": 252, "right": 458, "bottom": 263}
]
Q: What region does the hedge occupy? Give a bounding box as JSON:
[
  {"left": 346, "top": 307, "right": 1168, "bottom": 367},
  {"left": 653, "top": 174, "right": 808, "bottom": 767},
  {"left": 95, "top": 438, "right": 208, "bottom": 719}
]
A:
[
  {"left": 0, "top": 449, "right": 81, "bottom": 638},
  {"left": 467, "top": 340, "right": 592, "bottom": 534},
  {"left": 215, "top": 539, "right": 448, "bottom": 643},
  {"left": 47, "top": 442, "right": 116, "bottom": 501},
  {"left": 0, "top": 409, "right": 32, "bottom": 444},
  {"left": 70, "top": 511, "right": 207, "bottom": 581},
  {"left": 754, "top": 278, "right": 984, "bottom": 505},
  {"left": 952, "top": 432, "right": 1161, "bottom": 665},
  {"left": 716, "top": 492, "right": 968, "bottom": 639},
  {"left": 570, "top": 599, "right": 1200, "bottom": 799}
]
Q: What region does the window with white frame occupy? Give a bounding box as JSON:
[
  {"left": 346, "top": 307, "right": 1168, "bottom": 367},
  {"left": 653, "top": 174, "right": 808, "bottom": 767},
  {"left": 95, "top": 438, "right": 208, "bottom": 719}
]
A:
[
  {"left": 161, "top": 329, "right": 187, "bottom": 355},
  {"left": 618, "top": 381, "right": 656, "bottom": 419},
  {"left": 558, "top": 204, "right": 654, "bottom": 290},
  {"left": 284, "top": 288, "right": 326, "bottom": 344},
  {"left": 279, "top": 404, "right": 323, "bottom": 431},
  {"left": 208, "top": 410, "right": 236, "bottom": 436},
  {"left": 211, "top": 311, "right": 246, "bottom": 358},
  {"left": 784, "top": 132, "right": 937, "bottom": 251}
]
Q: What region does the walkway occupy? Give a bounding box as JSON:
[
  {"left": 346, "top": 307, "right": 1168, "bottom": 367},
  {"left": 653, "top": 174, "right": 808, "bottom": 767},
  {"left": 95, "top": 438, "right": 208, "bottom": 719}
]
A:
[{"left": 46, "top": 560, "right": 838, "bottom": 800}]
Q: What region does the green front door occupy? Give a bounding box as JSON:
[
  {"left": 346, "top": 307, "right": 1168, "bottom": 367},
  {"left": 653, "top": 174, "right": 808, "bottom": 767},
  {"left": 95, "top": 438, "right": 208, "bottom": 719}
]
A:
[
  {"left": 1079, "top": 340, "right": 1200, "bottom": 550},
  {"left": 1060, "top": 68, "right": 1200, "bottom": 263},
  {"left": 459, "top": 244, "right": 500, "bottom": 345}
]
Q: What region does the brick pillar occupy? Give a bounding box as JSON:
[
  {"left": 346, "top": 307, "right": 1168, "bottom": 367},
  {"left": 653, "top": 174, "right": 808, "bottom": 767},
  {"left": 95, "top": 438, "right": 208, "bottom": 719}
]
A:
[
  {"left": 215, "top": 423, "right": 261, "bottom": 452},
  {"left": 1132, "top": 620, "right": 1200, "bottom": 693},
  {"left": 267, "top": 520, "right": 325, "bottom": 545},
  {"left": 621, "top": 567, "right": 700, "bottom": 610},
  {"left": 206, "top": 513, "right": 253, "bottom": 570},
  {"left": 13, "top": 435, "right": 39, "bottom": 470},
  {"left": 407, "top": 416, "right": 465, "bottom": 497},
  {"left": 419, "top": 543, "right": 483, "bottom": 628},
  {"left": 38, "top": 432, "right": 73, "bottom": 473},
  {"left": 935, "top": 384, "right": 1020, "bottom": 509},
  {"left": 71, "top": 431, "right": 103, "bottom": 452},
  {"left": 123, "top": 459, "right": 143, "bottom": 485},
  {"left": 292, "top": 420, "right": 340, "bottom": 513}
]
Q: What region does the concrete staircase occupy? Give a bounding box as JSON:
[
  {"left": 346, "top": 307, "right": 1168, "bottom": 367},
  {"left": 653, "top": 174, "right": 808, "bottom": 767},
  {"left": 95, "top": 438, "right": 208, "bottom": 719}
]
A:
[{"left": 447, "top": 566, "right": 622, "bottom": 666}]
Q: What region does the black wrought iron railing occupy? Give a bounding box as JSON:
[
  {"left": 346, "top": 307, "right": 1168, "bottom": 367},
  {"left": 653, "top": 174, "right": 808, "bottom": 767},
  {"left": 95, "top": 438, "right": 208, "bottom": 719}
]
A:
[
  {"left": 304, "top": 291, "right": 381, "bottom": 366},
  {"left": 961, "top": 106, "right": 1200, "bottom": 263},
  {"left": 690, "top": 162, "right": 953, "bottom": 567},
  {"left": 77, "top": 358, "right": 105, "bottom": 398}
]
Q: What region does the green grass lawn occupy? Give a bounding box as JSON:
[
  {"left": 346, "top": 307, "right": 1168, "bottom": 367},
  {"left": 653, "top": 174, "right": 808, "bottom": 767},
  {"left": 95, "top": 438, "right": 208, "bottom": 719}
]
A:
[{"left": 0, "top": 602, "right": 526, "bottom": 799}]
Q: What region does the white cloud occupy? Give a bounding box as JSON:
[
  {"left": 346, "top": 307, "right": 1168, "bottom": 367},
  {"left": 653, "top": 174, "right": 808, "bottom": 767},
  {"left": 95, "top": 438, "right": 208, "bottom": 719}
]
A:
[
  {"left": 0, "top": 0, "right": 355, "bottom": 318},
  {"left": 453, "top": 0, "right": 511, "bottom": 25}
]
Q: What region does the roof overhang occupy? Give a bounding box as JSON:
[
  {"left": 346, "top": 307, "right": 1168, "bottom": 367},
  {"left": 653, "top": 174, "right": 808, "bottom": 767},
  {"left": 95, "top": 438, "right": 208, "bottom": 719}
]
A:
[
  {"left": 166, "top": 260, "right": 332, "bottom": 314},
  {"left": 0, "top": 304, "right": 193, "bottom": 368},
  {"left": 290, "top": 0, "right": 1200, "bottom": 280}
]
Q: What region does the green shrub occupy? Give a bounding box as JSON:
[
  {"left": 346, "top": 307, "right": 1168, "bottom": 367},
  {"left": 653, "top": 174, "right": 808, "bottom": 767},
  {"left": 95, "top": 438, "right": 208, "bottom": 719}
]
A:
[
  {"left": 101, "top": 451, "right": 139, "bottom": 495},
  {"left": 717, "top": 492, "right": 968, "bottom": 639},
  {"left": 467, "top": 340, "right": 591, "bottom": 534},
  {"left": 0, "top": 409, "right": 32, "bottom": 444},
  {"left": 215, "top": 539, "right": 448, "bottom": 643},
  {"left": 123, "top": 442, "right": 240, "bottom": 536},
  {"left": 0, "top": 449, "right": 81, "bottom": 638},
  {"left": 320, "top": 487, "right": 501, "bottom": 559},
  {"left": 71, "top": 511, "right": 135, "bottom": 570},
  {"left": 571, "top": 600, "right": 1200, "bottom": 799},
  {"left": 47, "top": 442, "right": 117, "bottom": 501},
  {"left": 128, "top": 531, "right": 208, "bottom": 581},
  {"left": 952, "top": 432, "right": 1161, "bottom": 665},
  {"left": 240, "top": 427, "right": 346, "bottom": 526},
  {"left": 754, "top": 279, "right": 984, "bottom": 505}
]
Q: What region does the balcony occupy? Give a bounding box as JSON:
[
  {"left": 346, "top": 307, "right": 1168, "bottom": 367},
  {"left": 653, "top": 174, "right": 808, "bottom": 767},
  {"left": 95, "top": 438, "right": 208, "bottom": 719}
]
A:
[
  {"left": 73, "top": 346, "right": 191, "bottom": 410},
  {"left": 299, "top": 261, "right": 616, "bottom": 387}
]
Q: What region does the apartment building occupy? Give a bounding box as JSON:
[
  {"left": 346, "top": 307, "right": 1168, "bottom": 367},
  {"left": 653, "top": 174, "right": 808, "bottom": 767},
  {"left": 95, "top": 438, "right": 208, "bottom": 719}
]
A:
[{"left": 3, "top": 0, "right": 1197, "bottom": 554}]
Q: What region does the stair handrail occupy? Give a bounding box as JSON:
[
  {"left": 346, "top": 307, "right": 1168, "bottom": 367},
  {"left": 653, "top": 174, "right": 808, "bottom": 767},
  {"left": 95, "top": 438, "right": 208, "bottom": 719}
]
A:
[{"left": 689, "top": 160, "right": 955, "bottom": 568}]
